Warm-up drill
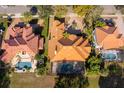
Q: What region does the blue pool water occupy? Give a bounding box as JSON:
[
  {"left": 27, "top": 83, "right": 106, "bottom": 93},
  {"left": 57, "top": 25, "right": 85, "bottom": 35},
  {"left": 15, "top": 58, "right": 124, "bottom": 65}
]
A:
[
  {"left": 16, "top": 62, "right": 32, "bottom": 69},
  {"left": 103, "top": 53, "right": 117, "bottom": 60}
]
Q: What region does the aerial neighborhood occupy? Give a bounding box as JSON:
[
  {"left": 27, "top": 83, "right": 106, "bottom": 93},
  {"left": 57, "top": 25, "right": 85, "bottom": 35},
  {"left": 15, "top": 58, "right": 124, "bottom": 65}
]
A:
[{"left": 0, "top": 5, "right": 124, "bottom": 88}]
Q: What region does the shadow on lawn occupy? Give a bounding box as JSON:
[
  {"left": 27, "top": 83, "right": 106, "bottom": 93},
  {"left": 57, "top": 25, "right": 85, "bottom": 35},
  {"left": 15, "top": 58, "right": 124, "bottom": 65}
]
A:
[{"left": 99, "top": 63, "right": 124, "bottom": 88}]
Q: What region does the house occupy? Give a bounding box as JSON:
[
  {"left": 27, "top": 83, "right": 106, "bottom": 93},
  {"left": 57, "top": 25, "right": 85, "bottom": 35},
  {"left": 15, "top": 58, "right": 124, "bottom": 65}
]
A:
[
  {"left": 94, "top": 19, "right": 124, "bottom": 62},
  {"left": 0, "top": 18, "right": 44, "bottom": 72},
  {"left": 48, "top": 17, "right": 91, "bottom": 74},
  {"left": 94, "top": 26, "right": 124, "bottom": 50}
]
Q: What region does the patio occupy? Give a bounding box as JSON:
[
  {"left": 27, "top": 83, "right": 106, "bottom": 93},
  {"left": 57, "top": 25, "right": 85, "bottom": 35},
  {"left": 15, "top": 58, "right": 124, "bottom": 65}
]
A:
[{"left": 11, "top": 52, "right": 37, "bottom": 72}]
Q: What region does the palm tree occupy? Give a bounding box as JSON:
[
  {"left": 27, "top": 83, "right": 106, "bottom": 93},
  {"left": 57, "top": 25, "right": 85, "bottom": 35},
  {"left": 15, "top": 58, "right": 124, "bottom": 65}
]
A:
[
  {"left": 22, "top": 12, "right": 33, "bottom": 24},
  {"left": 53, "top": 5, "right": 68, "bottom": 18},
  {"left": 36, "top": 5, "right": 54, "bottom": 18},
  {"left": 73, "top": 5, "right": 96, "bottom": 17}
]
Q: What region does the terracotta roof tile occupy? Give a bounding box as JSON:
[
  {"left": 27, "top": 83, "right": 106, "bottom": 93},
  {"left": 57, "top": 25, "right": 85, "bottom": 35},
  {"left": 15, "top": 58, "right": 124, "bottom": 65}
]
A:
[
  {"left": 48, "top": 19, "right": 91, "bottom": 62},
  {"left": 95, "top": 26, "right": 124, "bottom": 49},
  {"left": 0, "top": 18, "right": 44, "bottom": 63}
]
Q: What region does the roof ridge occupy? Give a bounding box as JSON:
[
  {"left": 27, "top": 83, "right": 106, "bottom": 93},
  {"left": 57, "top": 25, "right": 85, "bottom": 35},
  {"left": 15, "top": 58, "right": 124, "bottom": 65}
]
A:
[
  {"left": 73, "top": 46, "right": 86, "bottom": 59},
  {"left": 73, "top": 37, "right": 84, "bottom": 46},
  {"left": 26, "top": 34, "right": 35, "bottom": 41},
  {"left": 76, "top": 47, "right": 89, "bottom": 59}
]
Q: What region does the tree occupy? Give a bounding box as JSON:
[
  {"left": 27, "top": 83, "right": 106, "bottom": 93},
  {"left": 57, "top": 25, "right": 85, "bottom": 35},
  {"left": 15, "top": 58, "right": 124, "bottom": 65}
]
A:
[
  {"left": 99, "top": 64, "right": 123, "bottom": 88},
  {"left": 30, "top": 6, "right": 38, "bottom": 15},
  {"left": 0, "top": 61, "right": 10, "bottom": 88},
  {"left": 73, "top": 5, "right": 96, "bottom": 17},
  {"left": 86, "top": 55, "right": 102, "bottom": 75},
  {"left": 22, "top": 12, "right": 33, "bottom": 24},
  {"left": 36, "top": 59, "right": 49, "bottom": 75},
  {"left": 35, "top": 53, "right": 44, "bottom": 61},
  {"left": 53, "top": 5, "right": 68, "bottom": 18},
  {"left": 95, "top": 20, "right": 106, "bottom": 27},
  {"left": 83, "top": 6, "right": 103, "bottom": 42},
  {"left": 35, "top": 54, "right": 49, "bottom": 75},
  {"left": 54, "top": 75, "right": 89, "bottom": 88},
  {"left": 63, "top": 32, "right": 69, "bottom": 39},
  {"left": 83, "top": 6, "right": 103, "bottom": 29},
  {"left": 36, "top": 5, "right": 54, "bottom": 18}
]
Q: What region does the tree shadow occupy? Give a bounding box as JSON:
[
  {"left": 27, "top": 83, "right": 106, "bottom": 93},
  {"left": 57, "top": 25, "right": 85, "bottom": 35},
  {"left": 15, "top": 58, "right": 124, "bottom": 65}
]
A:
[
  {"left": 54, "top": 74, "right": 89, "bottom": 88},
  {"left": 99, "top": 63, "right": 124, "bottom": 88},
  {"left": 0, "top": 61, "right": 10, "bottom": 88},
  {"left": 29, "top": 19, "right": 38, "bottom": 24},
  {"left": 66, "top": 26, "right": 82, "bottom": 35},
  {"left": 0, "top": 22, "right": 5, "bottom": 31},
  {"left": 54, "top": 17, "right": 65, "bottom": 23},
  {"left": 32, "top": 24, "right": 43, "bottom": 36}
]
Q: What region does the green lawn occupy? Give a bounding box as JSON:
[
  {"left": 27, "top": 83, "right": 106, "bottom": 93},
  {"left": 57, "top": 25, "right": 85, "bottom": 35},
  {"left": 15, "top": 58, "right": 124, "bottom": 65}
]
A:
[
  {"left": 41, "top": 17, "right": 49, "bottom": 56},
  {"left": 10, "top": 73, "right": 55, "bottom": 88},
  {"left": 87, "top": 75, "right": 100, "bottom": 88},
  {"left": 1, "top": 18, "right": 8, "bottom": 39}
]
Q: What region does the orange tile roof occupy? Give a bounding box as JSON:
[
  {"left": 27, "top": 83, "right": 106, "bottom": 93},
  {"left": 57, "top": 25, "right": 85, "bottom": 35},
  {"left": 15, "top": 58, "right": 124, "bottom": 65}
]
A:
[
  {"left": 95, "top": 26, "right": 124, "bottom": 49},
  {"left": 48, "top": 19, "right": 91, "bottom": 62},
  {"left": 0, "top": 18, "right": 44, "bottom": 63},
  {"left": 51, "top": 46, "right": 86, "bottom": 62}
]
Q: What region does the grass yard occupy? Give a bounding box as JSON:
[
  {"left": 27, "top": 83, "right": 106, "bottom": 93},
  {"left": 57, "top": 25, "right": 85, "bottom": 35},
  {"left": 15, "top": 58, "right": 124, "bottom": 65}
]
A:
[
  {"left": 1, "top": 18, "right": 8, "bottom": 39},
  {"left": 87, "top": 75, "right": 100, "bottom": 88},
  {"left": 10, "top": 73, "right": 55, "bottom": 88},
  {"left": 41, "top": 17, "right": 49, "bottom": 56}
]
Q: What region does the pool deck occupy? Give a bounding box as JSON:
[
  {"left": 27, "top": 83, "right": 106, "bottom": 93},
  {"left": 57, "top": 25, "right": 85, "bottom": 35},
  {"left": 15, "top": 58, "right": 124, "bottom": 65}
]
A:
[
  {"left": 11, "top": 52, "right": 37, "bottom": 72},
  {"left": 101, "top": 50, "right": 122, "bottom": 62}
]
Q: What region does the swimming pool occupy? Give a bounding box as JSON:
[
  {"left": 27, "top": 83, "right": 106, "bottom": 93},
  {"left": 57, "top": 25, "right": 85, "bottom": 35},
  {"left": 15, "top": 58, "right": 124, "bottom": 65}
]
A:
[
  {"left": 102, "top": 53, "right": 117, "bottom": 60},
  {"left": 15, "top": 62, "right": 32, "bottom": 69},
  {"left": 57, "top": 62, "right": 84, "bottom": 74}
]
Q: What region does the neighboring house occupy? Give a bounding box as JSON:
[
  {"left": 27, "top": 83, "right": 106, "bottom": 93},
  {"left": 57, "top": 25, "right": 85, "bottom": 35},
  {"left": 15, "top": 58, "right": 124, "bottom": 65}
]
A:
[
  {"left": 94, "top": 26, "right": 124, "bottom": 50},
  {"left": 0, "top": 18, "right": 44, "bottom": 72},
  {"left": 48, "top": 17, "right": 91, "bottom": 74},
  {"left": 94, "top": 23, "right": 124, "bottom": 61}
]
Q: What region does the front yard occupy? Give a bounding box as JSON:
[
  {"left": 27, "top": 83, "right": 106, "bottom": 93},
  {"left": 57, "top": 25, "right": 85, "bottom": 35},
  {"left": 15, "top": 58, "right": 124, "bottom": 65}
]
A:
[
  {"left": 10, "top": 73, "right": 55, "bottom": 88},
  {"left": 87, "top": 75, "right": 100, "bottom": 88}
]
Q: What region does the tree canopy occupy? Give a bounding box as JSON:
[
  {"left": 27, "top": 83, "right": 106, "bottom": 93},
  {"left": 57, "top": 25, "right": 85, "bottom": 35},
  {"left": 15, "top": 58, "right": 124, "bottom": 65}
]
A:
[
  {"left": 53, "top": 5, "right": 68, "bottom": 18},
  {"left": 54, "top": 75, "right": 89, "bottom": 88},
  {"left": 73, "top": 5, "right": 96, "bottom": 17},
  {"left": 35, "top": 53, "right": 44, "bottom": 61},
  {"left": 0, "top": 61, "right": 10, "bottom": 88},
  {"left": 22, "top": 12, "right": 33, "bottom": 23},
  {"left": 86, "top": 55, "right": 102, "bottom": 75},
  {"left": 36, "top": 5, "right": 54, "bottom": 18},
  {"left": 83, "top": 6, "right": 103, "bottom": 41},
  {"left": 95, "top": 20, "right": 106, "bottom": 27}
]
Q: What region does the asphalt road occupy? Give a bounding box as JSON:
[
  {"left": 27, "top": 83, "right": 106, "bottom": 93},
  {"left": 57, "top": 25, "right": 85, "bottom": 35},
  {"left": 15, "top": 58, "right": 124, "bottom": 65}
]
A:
[{"left": 0, "top": 5, "right": 30, "bottom": 14}]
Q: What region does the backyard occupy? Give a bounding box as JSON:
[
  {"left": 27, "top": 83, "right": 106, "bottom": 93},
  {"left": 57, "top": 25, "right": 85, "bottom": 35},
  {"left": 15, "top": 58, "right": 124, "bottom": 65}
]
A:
[
  {"left": 87, "top": 75, "right": 100, "bottom": 88},
  {"left": 10, "top": 73, "right": 55, "bottom": 88}
]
